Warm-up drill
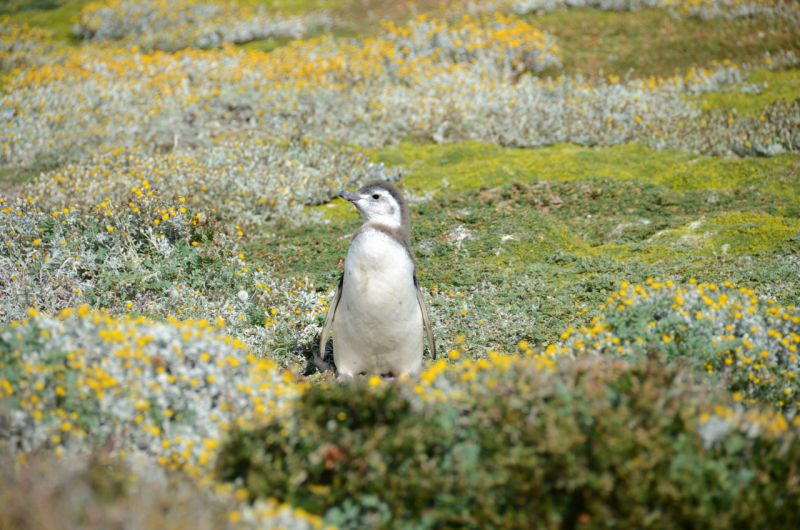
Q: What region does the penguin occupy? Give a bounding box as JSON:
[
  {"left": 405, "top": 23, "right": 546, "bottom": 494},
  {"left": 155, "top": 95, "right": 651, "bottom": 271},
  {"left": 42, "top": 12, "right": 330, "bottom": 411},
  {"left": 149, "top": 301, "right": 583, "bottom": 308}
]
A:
[{"left": 317, "top": 181, "right": 436, "bottom": 380}]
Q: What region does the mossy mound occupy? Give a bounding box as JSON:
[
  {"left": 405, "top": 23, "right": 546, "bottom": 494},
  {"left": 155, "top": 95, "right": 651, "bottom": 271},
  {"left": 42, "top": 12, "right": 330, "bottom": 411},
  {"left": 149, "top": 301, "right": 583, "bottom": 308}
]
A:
[
  {"left": 698, "top": 68, "right": 800, "bottom": 116},
  {"left": 647, "top": 211, "right": 800, "bottom": 256}
]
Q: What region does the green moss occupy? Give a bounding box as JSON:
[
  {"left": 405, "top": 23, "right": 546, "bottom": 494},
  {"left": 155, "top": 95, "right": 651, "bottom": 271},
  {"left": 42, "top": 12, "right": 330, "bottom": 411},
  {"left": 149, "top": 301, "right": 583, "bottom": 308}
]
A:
[
  {"left": 374, "top": 142, "right": 800, "bottom": 208},
  {"left": 707, "top": 211, "right": 800, "bottom": 255},
  {"left": 626, "top": 211, "right": 800, "bottom": 259},
  {"left": 7, "top": 0, "right": 89, "bottom": 42},
  {"left": 697, "top": 68, "right": 800, "bottom": 116},
  {"left": 248, "top": 0, "right": 347, "bottom": 14},
  {"left": 305, "top": 196, "right": 359, "bottom": 223},
  {"left": 701, "top": 208, "right": 800, "bottom": 254}
]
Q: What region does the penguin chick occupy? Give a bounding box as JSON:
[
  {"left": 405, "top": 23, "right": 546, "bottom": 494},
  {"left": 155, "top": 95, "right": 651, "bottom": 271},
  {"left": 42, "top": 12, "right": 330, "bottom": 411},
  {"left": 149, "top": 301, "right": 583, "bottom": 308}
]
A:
[{"left": 318, "top": 181, "right": 436, "bottom": 380}]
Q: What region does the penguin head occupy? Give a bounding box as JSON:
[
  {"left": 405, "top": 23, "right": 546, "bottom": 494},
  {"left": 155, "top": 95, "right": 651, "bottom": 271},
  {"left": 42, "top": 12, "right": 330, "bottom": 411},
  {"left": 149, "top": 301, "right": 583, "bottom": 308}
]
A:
[{"left": 339, "top": 181, "right": 409, "bottom": 238}]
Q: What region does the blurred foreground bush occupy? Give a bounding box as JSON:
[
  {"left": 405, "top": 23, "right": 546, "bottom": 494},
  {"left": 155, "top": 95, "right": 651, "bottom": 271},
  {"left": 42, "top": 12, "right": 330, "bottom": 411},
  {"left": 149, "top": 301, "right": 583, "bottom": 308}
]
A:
[
  {"left": 0, "top": 450, "right": 325, "bottom": 530},
  {"left": 217, "top": 358, "right": 800, "bottom": 529},
  {"left": 0, "top": 451, "right": 228, "bottom": 530}
]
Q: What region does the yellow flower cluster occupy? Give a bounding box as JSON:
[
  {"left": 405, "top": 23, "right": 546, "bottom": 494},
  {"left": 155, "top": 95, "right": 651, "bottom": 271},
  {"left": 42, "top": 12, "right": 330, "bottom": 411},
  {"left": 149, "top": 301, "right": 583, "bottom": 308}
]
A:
[
  {"left": 1, "top": 178, "right": 337, "bottom": 369},
  {"left": 0, "top": 307, "right": 307, "bottom": 474},
  {"left": 381, "top": 13, "right": 560, "bottom": 74},
  {"left": 566, "top": 279, "right": 800, "bottom": 407},
  {"left": 412, "top": 349, "right": 557, "bottom": 403},
  {"left": 0, "top": 17, "right": 54, "bottom": 69},
  {"left": 4, "top": 5, "right": 780, "bottom": 167},
  {"left": 30, "top": 139, "right": 390, "bottom": 230},
  {"left": 698, "top": 402, "right": 800, "bottom": 447},
  {"left": 412, "top": 279, "right": 798, "bottom": 410}
]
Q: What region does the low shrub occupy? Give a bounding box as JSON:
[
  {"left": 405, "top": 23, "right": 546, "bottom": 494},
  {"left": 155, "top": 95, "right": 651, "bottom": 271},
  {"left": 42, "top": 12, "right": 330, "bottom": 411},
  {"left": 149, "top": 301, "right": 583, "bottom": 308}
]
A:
[
  {"left": 0, "top": 308, "right": 304, "bottom": 469},
  {"left": 216, "top": 357, "right": 800, "bottom": 529},
  {"left": 7, "top": 12, "right": 791, "bottom": 169},
  {"left": 74, "top": 0, "right": 325, "bottom": 51},
  {"left": 555, "top": 279, "right": 800, "bottom": 408}
]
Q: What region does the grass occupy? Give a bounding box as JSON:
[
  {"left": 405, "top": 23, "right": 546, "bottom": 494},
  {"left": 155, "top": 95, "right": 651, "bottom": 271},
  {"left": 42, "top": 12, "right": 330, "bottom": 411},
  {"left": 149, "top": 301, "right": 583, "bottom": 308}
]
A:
[
  {"left": 532, "top": 7, "right": 800, "bottom": 77},
  {"left": 0, "top": 166, "right": 39, "bottom": 190},
  {"left": 0, "top": 0, "right": 66, "bottom": 16},
  {"left": 249, "top": 141, "right": 800, "bottom": 349},
  {"left": 240, "top": 36, "right": 296, "bottom": 52}
]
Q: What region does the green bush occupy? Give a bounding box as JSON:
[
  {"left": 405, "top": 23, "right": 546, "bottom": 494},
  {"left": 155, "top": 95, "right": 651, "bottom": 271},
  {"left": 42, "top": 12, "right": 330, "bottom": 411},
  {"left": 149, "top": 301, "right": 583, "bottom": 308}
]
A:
[{"left": 216, "top": 358, "right": 800, "bottom": 529}]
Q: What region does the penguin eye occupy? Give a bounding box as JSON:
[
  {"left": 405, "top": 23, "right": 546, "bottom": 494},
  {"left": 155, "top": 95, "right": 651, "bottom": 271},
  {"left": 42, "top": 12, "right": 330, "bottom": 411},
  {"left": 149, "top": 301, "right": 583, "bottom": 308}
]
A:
[{"left": 371, "top": 194, "right": 380, "bottom": 200}]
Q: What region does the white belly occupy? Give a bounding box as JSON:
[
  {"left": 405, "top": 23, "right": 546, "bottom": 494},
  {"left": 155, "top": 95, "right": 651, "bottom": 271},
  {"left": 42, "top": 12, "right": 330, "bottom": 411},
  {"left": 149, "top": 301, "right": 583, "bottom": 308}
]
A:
[{"left": 333, "top": 229, "right": 423, "bottom": 377}]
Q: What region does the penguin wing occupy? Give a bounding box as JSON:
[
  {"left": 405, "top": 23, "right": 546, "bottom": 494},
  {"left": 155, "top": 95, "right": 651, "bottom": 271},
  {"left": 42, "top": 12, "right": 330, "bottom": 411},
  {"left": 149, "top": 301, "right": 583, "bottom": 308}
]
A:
[
  {"left": 317, "top": 274, "right": 343, "bottom": 370},
  {"left": 414, "top": 275, "right": 437, "bottom": 360}
]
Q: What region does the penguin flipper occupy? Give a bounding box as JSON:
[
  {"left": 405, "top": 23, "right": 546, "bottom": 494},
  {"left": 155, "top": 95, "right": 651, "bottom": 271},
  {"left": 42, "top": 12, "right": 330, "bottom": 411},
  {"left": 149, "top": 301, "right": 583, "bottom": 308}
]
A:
[
  {"left": 317, "top": 274, "right": 343, "bottom": 371},
  {"left": 414, "top": 275, "right": 436, "bottom": 360}
]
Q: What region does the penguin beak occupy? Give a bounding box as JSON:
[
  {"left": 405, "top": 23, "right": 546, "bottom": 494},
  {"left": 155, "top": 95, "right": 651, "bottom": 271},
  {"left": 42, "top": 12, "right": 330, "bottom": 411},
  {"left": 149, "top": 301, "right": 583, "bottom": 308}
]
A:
[{"left": 338, "top": 191, "right": 360, "bottom": 203}]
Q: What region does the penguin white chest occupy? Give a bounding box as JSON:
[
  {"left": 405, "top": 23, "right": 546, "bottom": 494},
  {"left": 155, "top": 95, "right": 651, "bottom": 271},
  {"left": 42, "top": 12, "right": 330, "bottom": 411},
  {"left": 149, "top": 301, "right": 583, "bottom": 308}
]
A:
[{"left": 333, "top": 228, "right": 423, "bottom": 377}]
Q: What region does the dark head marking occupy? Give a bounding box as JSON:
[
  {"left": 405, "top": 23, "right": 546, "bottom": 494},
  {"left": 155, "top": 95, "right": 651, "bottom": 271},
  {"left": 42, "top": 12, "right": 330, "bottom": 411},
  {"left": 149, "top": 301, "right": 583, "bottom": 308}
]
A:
[{"left": 357, "top": 181, "right": 410, "bottom": 245}]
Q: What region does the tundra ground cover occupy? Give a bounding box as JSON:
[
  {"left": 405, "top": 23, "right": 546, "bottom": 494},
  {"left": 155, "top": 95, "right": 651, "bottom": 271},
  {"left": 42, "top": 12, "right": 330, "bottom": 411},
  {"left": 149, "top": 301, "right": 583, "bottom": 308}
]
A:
[
  {"left": 1, "top": 0, "right": 799, "bottom": 528},
  {"left": 73, "top": 0, "right": 328, "bottom": 51}
]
